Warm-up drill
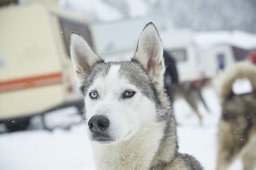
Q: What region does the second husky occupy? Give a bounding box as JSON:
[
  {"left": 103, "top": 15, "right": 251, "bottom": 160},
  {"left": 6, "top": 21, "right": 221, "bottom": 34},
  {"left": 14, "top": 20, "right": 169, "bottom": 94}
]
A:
[
  {"left": 70, "top": 22, "right": 203, "bottom": 170},
  {"left": 216, "top": 61, "right": 256, "bottom": 170}
]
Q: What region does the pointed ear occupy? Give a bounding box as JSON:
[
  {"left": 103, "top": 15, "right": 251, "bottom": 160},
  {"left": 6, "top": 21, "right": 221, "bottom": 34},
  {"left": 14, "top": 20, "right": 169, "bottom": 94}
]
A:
[
  {"left": 70, "top": 33, "right": 102, "bottom": 84},
  {"left": 133, "top": 22, "right": 165, "bottom": 88}
]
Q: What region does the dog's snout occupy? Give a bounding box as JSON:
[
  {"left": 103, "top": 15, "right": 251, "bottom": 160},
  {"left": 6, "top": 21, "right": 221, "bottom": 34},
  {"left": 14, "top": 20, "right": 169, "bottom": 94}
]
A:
[{"left": 88, "top": 115, "right": 110, "bottom": 133}]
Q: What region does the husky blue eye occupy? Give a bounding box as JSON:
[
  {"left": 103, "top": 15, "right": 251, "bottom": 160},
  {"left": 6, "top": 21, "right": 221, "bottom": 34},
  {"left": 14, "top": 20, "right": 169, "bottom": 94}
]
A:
[
  {"left": 122, "top": 90, "right": 136, "bottom": 99},
  {"left": 89, "top": 90, "right": 99, "bottom": 99}
]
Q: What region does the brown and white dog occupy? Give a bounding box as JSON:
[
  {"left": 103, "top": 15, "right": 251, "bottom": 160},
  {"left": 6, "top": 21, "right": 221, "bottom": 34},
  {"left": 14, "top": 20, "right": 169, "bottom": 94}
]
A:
[{"left": 216, "top": 61, "right": 256, "bottom": 170}]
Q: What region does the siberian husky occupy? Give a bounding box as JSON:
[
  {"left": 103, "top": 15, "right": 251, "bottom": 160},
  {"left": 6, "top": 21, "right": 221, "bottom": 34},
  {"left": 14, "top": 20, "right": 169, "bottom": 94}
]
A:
[
  {"left": 70, "top": 22, "right": 203, "bottom": 170},
  {"left": 216, "top": 61, "right": 256, "bottom": 170}
]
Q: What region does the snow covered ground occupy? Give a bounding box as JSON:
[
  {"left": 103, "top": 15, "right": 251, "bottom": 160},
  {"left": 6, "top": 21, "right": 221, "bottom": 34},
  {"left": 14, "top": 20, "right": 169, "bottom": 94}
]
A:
[{"left": 0, "top": 88, "right": 242, "bottom": 170}]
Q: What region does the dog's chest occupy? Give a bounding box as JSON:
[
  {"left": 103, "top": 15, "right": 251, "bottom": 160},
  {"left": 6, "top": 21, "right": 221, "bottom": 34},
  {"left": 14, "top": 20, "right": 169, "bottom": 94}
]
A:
[
  {"left": 94, "top": 146, "right": 156, "bottom": 170},
  {"left": 92, "top": 125, "right": 165, "bottom": 170}
]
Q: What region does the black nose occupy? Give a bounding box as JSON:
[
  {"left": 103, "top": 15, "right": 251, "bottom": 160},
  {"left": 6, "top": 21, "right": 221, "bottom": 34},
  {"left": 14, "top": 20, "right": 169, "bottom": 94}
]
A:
[{"left": 88, "top": 115, "right": 110, "bottom": 133}]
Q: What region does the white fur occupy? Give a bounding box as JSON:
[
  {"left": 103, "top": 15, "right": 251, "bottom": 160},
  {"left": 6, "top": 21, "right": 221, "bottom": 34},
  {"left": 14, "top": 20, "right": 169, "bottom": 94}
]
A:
[
  {"left": 69, "top": 23, "right": 187, "bottom": 170},
  {"left": 93, "top": 123, "right": 165, "bottom": 170},
  {"left": 84, "top": 65, "right": 165, "bottom": 169},
  {"left": 70, "top": 34, "right": 101, "bottom": 84},
  {"left": 133, "top": 23, "right": 165, "bottom": 90}
]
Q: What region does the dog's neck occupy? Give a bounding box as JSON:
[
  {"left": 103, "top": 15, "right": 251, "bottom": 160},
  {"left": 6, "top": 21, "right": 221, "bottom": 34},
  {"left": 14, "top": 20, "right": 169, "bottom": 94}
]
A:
[
  {"left": 91, "top": 122, "right": 167, "bottom": 170},
  {"left": 150, "top": 119, "right": 177, "bottom": 169},
  {"left": 149, "top": 90, "right": 178, "bottom": 168}
]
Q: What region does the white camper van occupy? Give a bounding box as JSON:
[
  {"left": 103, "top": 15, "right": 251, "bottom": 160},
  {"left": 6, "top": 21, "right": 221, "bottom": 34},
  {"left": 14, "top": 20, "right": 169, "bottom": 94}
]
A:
[{"left": 0, "top": 3, "right": 88, "bottom": 131}]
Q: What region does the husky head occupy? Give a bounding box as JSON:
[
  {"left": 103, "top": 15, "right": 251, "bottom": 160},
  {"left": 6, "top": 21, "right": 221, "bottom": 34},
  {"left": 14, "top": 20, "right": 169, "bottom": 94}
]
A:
[{"left": 70, "top": 23, "right": 167, "bottom": 144}]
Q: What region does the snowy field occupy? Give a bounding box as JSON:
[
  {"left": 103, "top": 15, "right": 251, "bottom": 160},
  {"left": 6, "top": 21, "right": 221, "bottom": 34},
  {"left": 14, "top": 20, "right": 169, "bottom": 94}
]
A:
[{"left": 0, "top": 88, "right": 242, "bottom": 170}]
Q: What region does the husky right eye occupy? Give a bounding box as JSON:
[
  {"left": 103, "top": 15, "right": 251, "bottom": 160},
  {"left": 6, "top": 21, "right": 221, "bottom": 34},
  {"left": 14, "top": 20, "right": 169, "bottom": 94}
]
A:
[
  {"left": 89, "top": 90, "right": 99, "bottom": 100},
  {"left": 122, "top": 90, "right": 136, "bottom": 99}
]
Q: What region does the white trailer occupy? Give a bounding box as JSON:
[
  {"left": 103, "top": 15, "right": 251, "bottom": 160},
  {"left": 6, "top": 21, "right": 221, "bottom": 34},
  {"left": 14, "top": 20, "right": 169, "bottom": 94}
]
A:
[{"left": 0, "top": 3, "right": 85, "bottom": 131}]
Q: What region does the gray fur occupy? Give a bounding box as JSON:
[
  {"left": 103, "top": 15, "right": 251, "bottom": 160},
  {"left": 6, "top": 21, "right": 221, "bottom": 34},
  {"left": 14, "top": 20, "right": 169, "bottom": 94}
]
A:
[
  {"left": 216, "top": 61, "right": 256, "bottom": 170},
  {"left": 119, "top": 61, "right": 161, "bottom": 106},
  {"left": 70, "top": 22, "right": 203, "bottom": 170},
  {"left": 81, "top": 62, "right": 110, "bottom": 95},
  {"left": 80, "top": 59, "right": 203, "bottom": 170}
]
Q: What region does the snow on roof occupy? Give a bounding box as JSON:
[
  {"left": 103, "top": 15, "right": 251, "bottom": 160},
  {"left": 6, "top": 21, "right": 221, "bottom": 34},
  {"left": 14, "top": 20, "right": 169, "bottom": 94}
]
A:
[
  {"left": 195, "top": 31, "right": 256, "bottom": 49},
  {"left": 231, "top": 31, "right": 256, "bottom": 49}
]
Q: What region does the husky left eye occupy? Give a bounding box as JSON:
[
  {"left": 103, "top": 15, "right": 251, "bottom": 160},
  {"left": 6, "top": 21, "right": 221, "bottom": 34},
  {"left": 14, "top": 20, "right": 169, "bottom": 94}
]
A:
[
  {"left": 122, "top": 90, "right": 136, "bottom": 99},
  {"left": 89, "top": 90, "right": 99, "bottom": 100}
]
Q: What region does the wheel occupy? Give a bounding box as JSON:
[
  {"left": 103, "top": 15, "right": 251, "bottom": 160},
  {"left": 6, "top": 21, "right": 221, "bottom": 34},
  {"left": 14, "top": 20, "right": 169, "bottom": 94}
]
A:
[{"left": 5, "top": 118, "right": 31, "bottom": 132}]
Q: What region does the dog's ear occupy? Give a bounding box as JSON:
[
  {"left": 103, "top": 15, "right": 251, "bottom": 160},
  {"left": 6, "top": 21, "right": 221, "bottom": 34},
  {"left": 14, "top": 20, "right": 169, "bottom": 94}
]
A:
[
  {"left": 70, "top": 33, "right": 102, "bottom": 84},
  {"left": 133, "top": 22, "right": 165, "bottom": 88}
]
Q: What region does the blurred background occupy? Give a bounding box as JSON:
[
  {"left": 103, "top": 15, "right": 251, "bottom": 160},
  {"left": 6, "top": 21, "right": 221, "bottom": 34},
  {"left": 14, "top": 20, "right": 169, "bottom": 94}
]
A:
[{"left": 0, "top": 0, "right": 256, "bottom": 170}]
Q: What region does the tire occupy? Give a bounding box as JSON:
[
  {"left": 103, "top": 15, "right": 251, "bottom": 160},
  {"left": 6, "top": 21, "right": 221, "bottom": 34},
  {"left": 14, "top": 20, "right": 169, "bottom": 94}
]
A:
[{"left": 5, "top": 118, "right": 31, "bottom": 132}]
